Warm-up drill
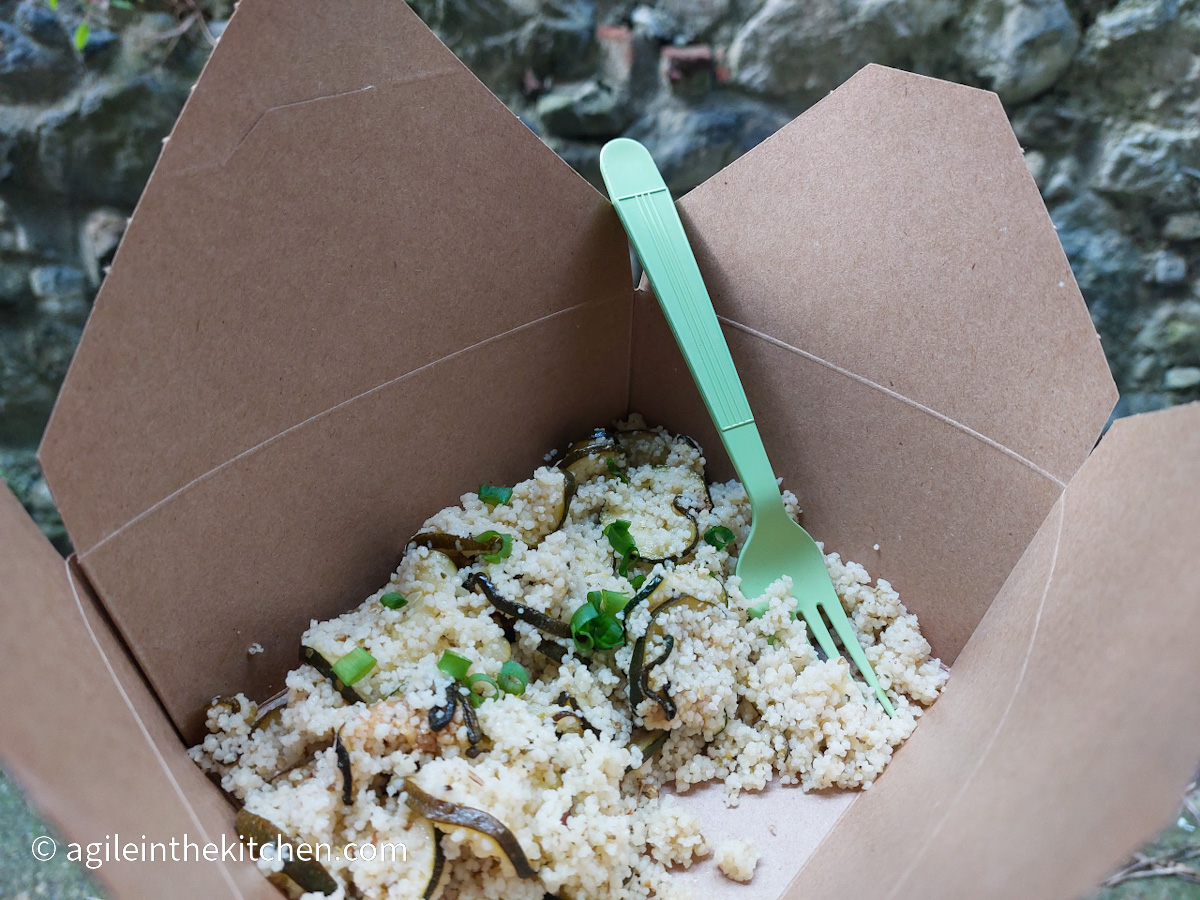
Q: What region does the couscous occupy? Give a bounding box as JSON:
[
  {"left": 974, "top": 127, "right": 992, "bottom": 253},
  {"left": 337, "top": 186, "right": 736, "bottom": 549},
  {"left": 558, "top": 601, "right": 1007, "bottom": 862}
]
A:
[{"left": 190, "top": 417, "right": 948, "bottom": 900}]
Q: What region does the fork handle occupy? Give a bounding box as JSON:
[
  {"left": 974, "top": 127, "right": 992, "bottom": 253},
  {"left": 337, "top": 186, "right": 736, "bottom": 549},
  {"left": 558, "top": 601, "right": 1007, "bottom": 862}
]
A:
[{"left": 600, "top": 139, "right": 783, "bottom": 509}]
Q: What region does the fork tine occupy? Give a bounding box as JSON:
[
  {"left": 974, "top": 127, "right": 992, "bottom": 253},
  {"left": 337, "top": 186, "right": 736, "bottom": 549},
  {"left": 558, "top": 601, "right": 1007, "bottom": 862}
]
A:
[
  {"left": 821, "top": 597, "right": 896, "bottom": 716},
  {"left": 797, "top": 598, "right": 840, "bottom": 664}
]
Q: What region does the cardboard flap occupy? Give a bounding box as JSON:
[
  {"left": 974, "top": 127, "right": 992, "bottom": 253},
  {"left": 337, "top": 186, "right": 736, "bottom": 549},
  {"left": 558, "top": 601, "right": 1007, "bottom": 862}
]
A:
[
  {"left": 792, "top": 402, "right": 1200, "bottom": 899},
  {"left": 0, "top": 488, "right": 274, "bottom": 900},
  {"left": 37, "top": 0, "right": 633, "bottom": 738},
  {"left": 631, "top": 65, "right": 1117, "bottom": 661},
  {"left": 40, "top": 0, "right": 630, "bottom": 553}
]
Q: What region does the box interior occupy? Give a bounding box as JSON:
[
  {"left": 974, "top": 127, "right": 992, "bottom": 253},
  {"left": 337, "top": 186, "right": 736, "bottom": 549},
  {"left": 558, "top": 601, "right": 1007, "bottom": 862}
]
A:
[{"left": 3, "top": 2, "right": 1197, "bottom": 899}]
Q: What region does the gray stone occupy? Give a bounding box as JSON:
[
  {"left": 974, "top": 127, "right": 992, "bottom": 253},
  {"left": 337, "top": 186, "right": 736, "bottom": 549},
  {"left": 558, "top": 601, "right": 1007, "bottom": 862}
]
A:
[
  {"left": 624, "top": 92, "right": 789, "bottom": 194},
  {"left": 81, "top": 27, "right": 121, "bottom": 66},
  {"left": 1108, "top": 390, "right": 1175, "bottom": 421},
  {"left": 1051, "top": 192, "right": 1144, "bottom": 320},
  {"left": 1147, "top": 250, "right": 1188, "bottom": 284},
  {"left": 80, "top": 206, "right": 127, "bottom": 285},
  {"left": 0, "top": 20, "right": 78, "bottom": 102},
  {"left": 655, "top": 0, "right": 732, "bottom": 41},
  {"left": 29, "top": 264, "right": 90, "bottom": 324},
  {"left": 1134, "top": 299, "right": 1200, "bottom": 356},
  {"left": 36, "top": 71, "right": 191, "bottom": 206},
  {"left": 14, "top": 0, "right": 69, "bottom": 48},
  {"left": 1164, "top": 212, "right": 1200, "bottom": 241},
  {"left": 728, "top": 0, "right": 956, "bottom": 107},
  {"left": 0, "top": 259, "right": 34, "bottom": 313},
  {"left": 1092, "top": 123, "right": 1200, "bottom": 211},
  {"left": 413, "top": 0, "right": 596, "bottom": 100},
  {"left": 1043, "top": 156, "right": 1082, "bottom": 201},
  {"left": 1080, "top": 0, "right": 1181, "bottom": 58},
  {"left": 954, "top": 0, "right": 1079, "bottom": 104},
  {"left": 1164, "top": 365, "right": 1200, "bottom": 389},
  {"left": 537, "top": 79, "right": 633, "bottom": 138}
]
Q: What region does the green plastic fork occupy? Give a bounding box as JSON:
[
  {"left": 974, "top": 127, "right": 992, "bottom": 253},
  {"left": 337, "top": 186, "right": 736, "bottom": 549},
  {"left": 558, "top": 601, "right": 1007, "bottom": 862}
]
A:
[{"left": 599, "top": 138, "right": 895, "bottom": 716}]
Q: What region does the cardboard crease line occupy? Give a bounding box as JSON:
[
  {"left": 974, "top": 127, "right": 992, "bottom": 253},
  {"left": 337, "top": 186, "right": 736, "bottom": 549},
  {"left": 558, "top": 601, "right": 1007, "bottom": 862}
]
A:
[
  {"left": 64, "top": 557, "right": 247, "bottom": 900},
  {"left": 78, "top": 295, "right": 619, "bottom": 559},
  {"left": 162, "top": 68, "right": 463, "bottom": 178},
  {"left": 884, "top": 495, "right": 1066, "bottom": 898},
  {"left": 719, "top": 317, "right": 1069, "bottom": 489}
]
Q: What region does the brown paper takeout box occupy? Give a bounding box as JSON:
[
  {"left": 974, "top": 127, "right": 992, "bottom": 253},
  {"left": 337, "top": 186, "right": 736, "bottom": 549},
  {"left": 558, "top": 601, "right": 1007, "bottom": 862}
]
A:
[{"left": 3, "top": 2, "right": 1199, "bottom": 898}]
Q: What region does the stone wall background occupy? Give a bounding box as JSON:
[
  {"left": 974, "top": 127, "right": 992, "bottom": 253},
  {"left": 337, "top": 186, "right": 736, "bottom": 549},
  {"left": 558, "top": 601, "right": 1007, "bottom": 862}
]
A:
[{"left": 0, "top": 0, "right": 1197, "bottom": 897}]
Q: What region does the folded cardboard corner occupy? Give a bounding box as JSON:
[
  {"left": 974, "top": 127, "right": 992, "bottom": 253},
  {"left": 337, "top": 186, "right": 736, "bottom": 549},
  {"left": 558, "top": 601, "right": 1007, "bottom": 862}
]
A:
[{"left": 3, "top": 1, "right": 1196, "bottom": 898}]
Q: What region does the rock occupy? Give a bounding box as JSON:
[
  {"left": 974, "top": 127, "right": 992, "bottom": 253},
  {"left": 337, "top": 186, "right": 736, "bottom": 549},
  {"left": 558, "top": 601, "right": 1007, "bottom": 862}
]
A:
[
  {"left": 631, "top": 4, "right": 683, "bottom": 43},
  {"left": 537, "top": 79, "right": 633, "bottom": 138},
  {"left": 624, "top": 92, "right": 789, "bottom": 194},
  {"left": 954, "top": 0, "right": 1079, "bottom": 104},
  {"left": 1080, "top": 0, "right": 1182, "bottom": 59},
  {"left": 1092, "top": 123, "right": 1200, "bottom": 211},
  {"left": 661, "top": 45, "right": 715, "bottom": 99},
  {"left": 14, "top": 0, "right": 69, "bottom": 48},
  {"left": 36, "top": 71, "right": 191, "bottom": 206},
  {"left": 1109, "top": 390, "right": 1174, "bottom": 422},
  {"left": 1134, "top": 300, "right": 1200, "bottom": 357},
  {"left": 1024, "top": 149, "right": 1047, "bottom": 187},
  {"left": 1164, "top": 366, "right": 1200, "bottom": 389},
  {"left": 1051, "top": 191, "right": 1144, "bottom": 321},
  {"left": 80, "top": 207, "right": 127, "bottom": 285},
  {"left": 0, "top": 259, "right": 34, "bottom": 314},
  {"left": 655, "top": 0, "right": 731, "bottom": 41},
  {"left": 29, "top": 264, "right": 90, "bottom": 325},
  {"left": 728, "top": 0, "right": 956, "bottom": 107},
  {"left": 414, "top": 0, "right": 595, "bottom": 100},
  {"left": 80, "top": 28, "right": 121, "bottom": 67},
  {"left": 0, "top": 323, "right": 69, "bottom": 445},
  {"left": 1147, "top": 250, "right": 1188, "bottom": 284},
  {"left": 0, "top": 20, "right": 78, "bottom": 102},
  {"left": 1164, "top": 213, "right": 1200, "bottom": 241},
  {"left": 0, "top": 446, "right": 68, "bottom": 552}
]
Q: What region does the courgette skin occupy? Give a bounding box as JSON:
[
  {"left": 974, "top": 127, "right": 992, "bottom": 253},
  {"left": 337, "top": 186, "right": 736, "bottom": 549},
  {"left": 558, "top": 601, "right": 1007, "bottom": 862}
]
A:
[
  {"left": 403, "top": 778, "right": 537, "bottom": 879},
  {"left": 235, "top": 809, "right": 338, "bottom": 895},
  {"left": 299, "top": 645, "right": 370, "bottom": 705}
]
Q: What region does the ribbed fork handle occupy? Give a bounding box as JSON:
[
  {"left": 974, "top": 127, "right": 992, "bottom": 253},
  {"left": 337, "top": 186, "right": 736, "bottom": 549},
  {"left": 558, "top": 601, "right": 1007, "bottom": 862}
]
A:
[{"left": 601, "top": 139, "right": 753, "bottom": 434}]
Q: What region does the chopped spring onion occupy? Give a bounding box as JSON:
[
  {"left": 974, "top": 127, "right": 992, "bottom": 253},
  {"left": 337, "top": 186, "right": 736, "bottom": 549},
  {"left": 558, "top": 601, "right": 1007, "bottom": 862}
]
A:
[
  {"left": 437, "top": 649, "right": 472, "bottom": 682},
  {"left": 379, "top": 591, "right": 408, "bottom": 610},
  {"left": 747, "top": 601, "right": 771, "bottom": 619},
  {"left": 589, "top": 589, "right": 631, "bottom": 616},
  {"left": 630, "top": 574, "right": 646, "bottom": 591},
  {"left": 570, "top": 591, "right": 628, "bottom": 652},
  {"left": 603, "top": 519, "right": 638, "bottom": 577},
  {"left": 466, "top": 673, "right": 500, "bottom": 707},
  {"left": 476, "top": 530, "right": 513, "bottom": 564},
  {"left": 498, "top": 660, "right": 530, "bottom": 696},
  {"left": 606, "top": 457, "right": 629, "bottom": 483},
  {"left": 331, "top": 647, "right": 376, "bottom": 686},
  {"left": 478, "top": 484, "right": 513, "bottom": 507},
  {"left": 703, "top": 525, "right": 735, "bottom": 549}
]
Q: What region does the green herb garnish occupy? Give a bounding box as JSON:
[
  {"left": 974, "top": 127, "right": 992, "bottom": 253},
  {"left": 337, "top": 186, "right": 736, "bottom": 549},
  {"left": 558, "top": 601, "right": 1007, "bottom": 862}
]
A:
[
  {"left": 703, "top": 525, "right": 735, "bottom": 550},
  {"left": 497, "top": 660, "right": 530, "bottom": 696},
  {"left": 603, "top": 519, "right": 638, "bottom": 577},
  {"left": 467, "top": 673, "right": 500, "bottom": 707},
  {"left": 478, "top": 484, "right": 513, "bottom": 507},
  {"left": 571, "top": 590, "right": 630, "bottom": 652},
  {"left": 476, "top": 530, "right": 513, "bottom": 564},
  {"left": 379, "top": 592, "right": 407, "bottom": 610},
  {"left": 72, "top": 21, "right": 89, "bottom": 50},
  {"left": 606, "top": 458, "right": 629, "bottom": 484},
  {"left": 437, "top": 649, "right": 472, "bottom": 682},
  {"left": 630, "top": 574, "right": 646, "bottom": 591},
  {"left": 331, "top": 647, "right": 376, "bottom": 686},
  {"left": 747, "top": 601, "right": 770, "bottom": 619}
]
